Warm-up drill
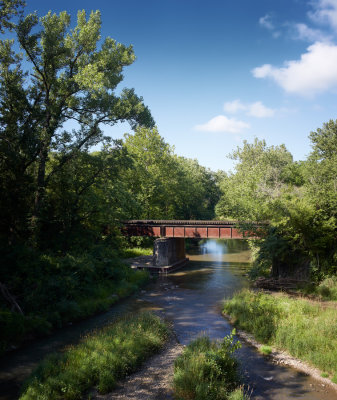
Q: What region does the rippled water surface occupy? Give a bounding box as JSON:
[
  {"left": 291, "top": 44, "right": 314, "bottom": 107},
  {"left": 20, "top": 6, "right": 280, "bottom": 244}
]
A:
[{"left": 0, "top": 239, "right": 336, "bottom": 399}]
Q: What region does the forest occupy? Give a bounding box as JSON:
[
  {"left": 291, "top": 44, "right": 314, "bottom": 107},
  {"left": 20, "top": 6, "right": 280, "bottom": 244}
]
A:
[{"left": 1, "top": 0, "right": 336, "bottom": 355}]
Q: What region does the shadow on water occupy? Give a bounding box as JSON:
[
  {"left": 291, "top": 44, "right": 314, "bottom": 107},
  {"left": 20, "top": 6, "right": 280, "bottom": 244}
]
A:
[
  {"left": 148, "top": 239, "right": 336, "bottom": 400},
  {"left": 0, "top": 239, "right": 336, "bottom": 399}
]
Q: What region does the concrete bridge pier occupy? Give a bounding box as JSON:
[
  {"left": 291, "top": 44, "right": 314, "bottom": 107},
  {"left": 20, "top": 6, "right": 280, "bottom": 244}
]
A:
[{"left": 153, "top": 238, "right": 189, "bottom": 273}]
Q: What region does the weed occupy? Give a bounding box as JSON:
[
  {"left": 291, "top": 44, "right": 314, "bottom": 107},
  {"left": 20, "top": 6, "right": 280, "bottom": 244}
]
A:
[
  {"left": 224, "top": 290, "right": 337, "bottom": 378},
  {"left": 20, "top": 313, "right": 169, "bottom": 400},
  {"left": 173, "top": 331, "right": 248, "bottom": 400},
  {"left": 259, "top": 345, "right": 272, "bottom": 355}
]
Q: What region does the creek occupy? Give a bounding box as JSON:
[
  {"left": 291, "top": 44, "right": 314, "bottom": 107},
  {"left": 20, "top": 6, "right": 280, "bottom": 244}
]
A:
[{"left": 0, "top": 239, "right": 336, "bottom": 399}]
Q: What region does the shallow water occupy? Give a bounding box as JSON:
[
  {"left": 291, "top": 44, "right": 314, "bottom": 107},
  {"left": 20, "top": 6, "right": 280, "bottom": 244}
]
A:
[{"left": 0, "top": 239, "right": 336, "bottom": 399}]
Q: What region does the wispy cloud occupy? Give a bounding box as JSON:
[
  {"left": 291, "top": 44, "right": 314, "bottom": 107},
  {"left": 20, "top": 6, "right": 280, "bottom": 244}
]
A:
[
  {"left": 259, "top": 13, "right": 281, "bottom": 38},
  {"left": 259, "top": 14, "right": 274, "bottom": 30},
  {"left": 252, "top": 41, "right": 337, "bottom": 96},
  {"left": 247, "top": 101, "right": 275, "bottom": 118},
  {"left": 224, "top": 100, "right": 275, "bottom": 118},
  {"left": 293, "top": 23, "right": 331, "bottom": 42},
  {"left": 309, "top": 0, "right": 337, "bottom": 31},
  {"left": 194, "top": 115, "right": 250, "bottom": 133},
  {"left": 223, "top": 99, "right": 246, "bottom": 114}
]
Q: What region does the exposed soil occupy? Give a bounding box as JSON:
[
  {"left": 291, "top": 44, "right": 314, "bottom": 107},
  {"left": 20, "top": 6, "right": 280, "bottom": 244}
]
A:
[{"left": 91, "top": 336, "right": 184, "bottom": 400}]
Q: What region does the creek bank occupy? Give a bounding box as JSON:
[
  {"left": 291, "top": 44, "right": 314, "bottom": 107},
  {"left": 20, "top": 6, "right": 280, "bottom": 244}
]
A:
[
  {"left": 223, "top": 312, "right": 337, "bottom": 392},
  {"left": 91, "top": 336, "right": 183, "bottom": 400},
  {"left": 19, "top": 313, "right": 170, "bottom": 400},
  {"left": 223, "top": 289, "right": 337, "bottom": 392}
]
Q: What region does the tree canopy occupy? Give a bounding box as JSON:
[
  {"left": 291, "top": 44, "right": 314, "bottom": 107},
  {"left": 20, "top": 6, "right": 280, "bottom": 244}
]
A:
[{"left": 0, "top": 8, "right": 154, "bottom": 243}]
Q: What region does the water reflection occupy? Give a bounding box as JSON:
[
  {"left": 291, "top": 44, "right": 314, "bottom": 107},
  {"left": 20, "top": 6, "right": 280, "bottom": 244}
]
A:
[
  {"left": 159, "top": 239, "right": 336, "bottom": 400},
  {"left": 1, "top": 239, "right": 336, "bottom": 400}
]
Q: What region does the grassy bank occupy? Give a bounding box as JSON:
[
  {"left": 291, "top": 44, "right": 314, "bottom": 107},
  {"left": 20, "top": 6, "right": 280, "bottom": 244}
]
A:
[
  {"left": 0, "top": 245, "right": 150, "bottom": 355},
  {"left": 173, "top": 333, "right": 249, "bottom": 400},
  {"left": 301, "top": 276, "right": 337, "bottom": 301},
  {"left": 224, "top": 290, "right": 337, "bottom": 382},
  {"left": 119, "top": 246, "right": 153, "bottom": 258},
  {"left": 20, "top": 312, "right": 169, "bottom": 399}
]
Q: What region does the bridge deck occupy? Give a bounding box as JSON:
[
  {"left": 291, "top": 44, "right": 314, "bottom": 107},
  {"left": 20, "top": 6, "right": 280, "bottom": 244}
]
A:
[{"left": 123, "top": 220, "right": 263, "bottom": 239}]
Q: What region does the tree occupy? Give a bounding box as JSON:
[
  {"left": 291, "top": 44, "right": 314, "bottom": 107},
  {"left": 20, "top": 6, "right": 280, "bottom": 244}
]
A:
[
  {"left": 123, "top": 126, "right": 177, "bottom": 219},
  {"left": 0, "top": 0, "right": 24, "bottom": 32},
  {"left": 174, "top": 157, "right": 220, "bottom": 220},
  {"left": 0, "top": 9, "right": 154, "bottom": 242},
  {"left": 215, "top": 138, "right": 294, "bottom": 221}
]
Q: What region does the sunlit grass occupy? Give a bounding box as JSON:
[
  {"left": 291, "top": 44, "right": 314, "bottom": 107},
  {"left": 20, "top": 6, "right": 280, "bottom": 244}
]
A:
[
  {"left": 120, "top": 247, "right": 153, "bottom": 258},
  {"left": 224, "top": 290, "right": 337, "bottom": 378},
  {"left": 173, "top": 333, "right": 249, "bottom": 400},
  {"left": 259, "top": 345, "right": 272, "bottom": 355},
  {"left": 20, "top": 313, "right": 169, "bottom": 400}
]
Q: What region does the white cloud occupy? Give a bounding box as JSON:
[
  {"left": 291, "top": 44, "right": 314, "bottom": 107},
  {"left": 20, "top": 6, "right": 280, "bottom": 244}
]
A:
[
  {"left": 224, "top": 100, "right": 275, "bottom": 118},
  {"left": 195, "top": 115, "right": 250, "bottom": 133},
  {"left": 247, "top": 102, "right": 275, "bottom": 118},
  {"left": 309, "top": 0, "right": 337, "bottom": 31},
  {"left": 252, "top": 41, "right": 337, "bottom": 96},
  {"left": 259, "top": 14, "right": 274, "bottom": 30},
  {"left": 294, "top": 23, "right": 331, "bottom": 42},
  {"left": 223, "top": 99, "right": 246, "bottom": 114}
]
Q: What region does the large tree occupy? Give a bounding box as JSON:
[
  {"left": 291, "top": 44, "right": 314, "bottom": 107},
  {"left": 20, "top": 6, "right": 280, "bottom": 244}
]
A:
[
  {"left": 215, "top": 138, "right": 294, "bottom": 221},
  {"left": 0, "top": 9, "right": 154, "bottom": 242}
]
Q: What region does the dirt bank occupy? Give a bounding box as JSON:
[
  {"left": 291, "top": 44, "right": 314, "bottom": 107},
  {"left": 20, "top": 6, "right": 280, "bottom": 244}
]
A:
[{"left": 91, "top": 336, "right": 183, "bottom": 400}]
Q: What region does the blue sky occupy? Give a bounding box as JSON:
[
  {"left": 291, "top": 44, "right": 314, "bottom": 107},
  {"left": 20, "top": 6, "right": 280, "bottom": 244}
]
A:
[{"left": 26, "top": 0, "right": 337, "bottom": 171}]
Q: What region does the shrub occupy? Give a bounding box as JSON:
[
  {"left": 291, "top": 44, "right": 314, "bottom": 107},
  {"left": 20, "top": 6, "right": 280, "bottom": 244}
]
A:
[{"left": 173, "top": 332, "right": 245, "bottom": 400}]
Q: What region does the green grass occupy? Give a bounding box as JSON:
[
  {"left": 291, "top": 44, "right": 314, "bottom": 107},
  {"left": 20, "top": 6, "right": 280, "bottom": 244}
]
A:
[
  {"left": 20, "top": 312, "right": 169, "bottom": 400},
  {"left": 302, "top": 276, "right": 337, "bottom": 301},
  {"left": 0, "top": 267, "right": 149, "bottom": 355},
  {"left": 173, "top": 332, "right": 249, "bottom": 400},
  {"left": 224, "top": 290, "right": 337, "bottom": 377},
  {"left": 119, "top": 247, "right": 153, "bottom": 258},
  {"left": 259, "top": 345, "right": 272, "bottom": 355}
]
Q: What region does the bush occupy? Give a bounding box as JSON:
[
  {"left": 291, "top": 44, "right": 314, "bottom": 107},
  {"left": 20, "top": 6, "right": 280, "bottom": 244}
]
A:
[
  {"left": 0, "top": 311, "right": 51, "bottom": 353},
  {"left": 0, "top": 243, "right": 150, "bottom": 353},
  {"left": 173, "top": 332, "right": 247, "bottom": 400}
]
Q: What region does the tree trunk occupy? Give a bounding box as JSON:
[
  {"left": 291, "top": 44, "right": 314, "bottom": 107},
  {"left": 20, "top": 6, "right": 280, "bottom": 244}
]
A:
[{"left": 31, "top": 145, "right": 48, "bottom": 241}]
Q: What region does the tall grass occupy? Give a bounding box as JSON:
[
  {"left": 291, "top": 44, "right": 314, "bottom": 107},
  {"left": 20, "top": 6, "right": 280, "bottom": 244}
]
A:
[
  {"left": 173, "top": 333, "right": 249, "bottom": 400},
  {"left": 0, "top": 244, "right": 150, "bottom": 354},
  {"left": 303, "top": 276, "right": 337, "bottom": 301},
  {"left": 224, "top": 290, "right": 337, "bottom": 379},
  {"left": 20, "top": 313, "right": 169, "bottom": 400},
  {"left": 119, "top": 246, "right": 153, "bottom": 258}
]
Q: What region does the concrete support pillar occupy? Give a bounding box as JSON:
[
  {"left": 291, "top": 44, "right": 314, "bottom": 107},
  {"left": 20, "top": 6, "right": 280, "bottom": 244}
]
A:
[{"left": 153, "top": 237, "right": 186, "bottom": 266}]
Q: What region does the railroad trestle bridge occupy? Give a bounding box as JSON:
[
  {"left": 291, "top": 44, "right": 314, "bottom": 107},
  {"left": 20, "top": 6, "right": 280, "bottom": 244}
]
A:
[{"left": 122, "top": 220, "right": 263, "bottom": 273}]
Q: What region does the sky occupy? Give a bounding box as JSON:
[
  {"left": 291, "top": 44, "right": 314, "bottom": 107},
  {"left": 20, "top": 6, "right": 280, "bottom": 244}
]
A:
[{"left": 25, "top": 0, "right": 337, "bottom": 172}]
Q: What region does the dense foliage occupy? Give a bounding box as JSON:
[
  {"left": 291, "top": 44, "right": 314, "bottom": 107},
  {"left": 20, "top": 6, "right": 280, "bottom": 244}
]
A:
[
  {"left": 0, "top": 4, "right": 220, "bottom": 351},
  {"left": 215, "top": 129, "right": 337, "bottom": 280},
  {"left": 173, "top": 333, "right": 248, "bottom": 400}
]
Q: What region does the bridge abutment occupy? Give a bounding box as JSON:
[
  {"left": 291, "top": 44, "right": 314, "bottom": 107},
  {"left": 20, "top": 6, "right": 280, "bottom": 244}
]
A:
[{"left": 153, "top": 238, "right": 189, "bottom": 272}]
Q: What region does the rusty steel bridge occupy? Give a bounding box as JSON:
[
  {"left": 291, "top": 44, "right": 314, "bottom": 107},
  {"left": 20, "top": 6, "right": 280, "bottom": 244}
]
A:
[{"left": 123, "top": 220, "right": 264, "bottom": 239}]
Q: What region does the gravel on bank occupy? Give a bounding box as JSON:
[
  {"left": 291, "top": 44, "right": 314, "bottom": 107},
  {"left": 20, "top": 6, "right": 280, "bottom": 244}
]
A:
[
  {"left": 223, "top": 313, "right": 337, "bottom": 393},
  {"left": 91, "top": 336, "right": 184, "bottom": 400}
]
